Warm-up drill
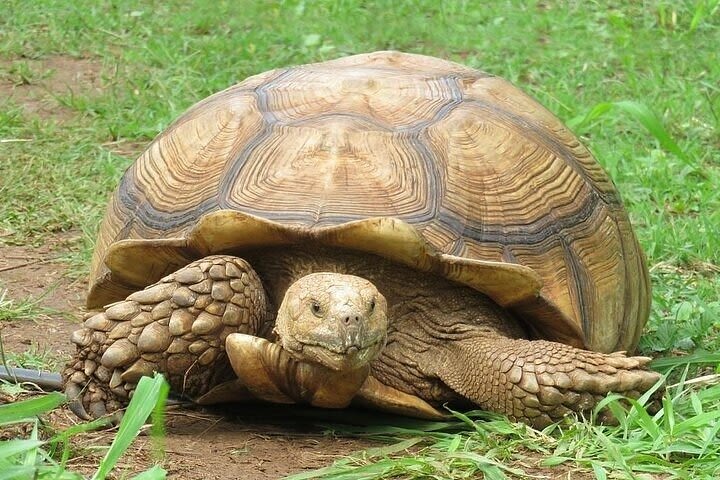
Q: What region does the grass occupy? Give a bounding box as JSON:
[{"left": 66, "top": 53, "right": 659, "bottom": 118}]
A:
[
  {"left": 291, "top": 367, "right": 720, "bottom": 479},
  {"left": 0, "top": 374, "right": 168, "bottom": 479},
  {"left": 0, "top": 0, "right": 719, "bottom": 478},
  {"left": 0, "top": 289, "right": 54, "bottom": 323}
]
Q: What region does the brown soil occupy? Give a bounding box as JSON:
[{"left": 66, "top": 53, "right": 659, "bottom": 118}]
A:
[
  {"left": 0, "top": 55, "right": 104, "bottom": 123},
  {"left": 0, "top": 236, "right": 85, "bottom": 363}
]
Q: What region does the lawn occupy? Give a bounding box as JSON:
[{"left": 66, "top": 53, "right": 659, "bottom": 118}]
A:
[{"left": 1, "top": 0, "right": 719, "bottom": 478}]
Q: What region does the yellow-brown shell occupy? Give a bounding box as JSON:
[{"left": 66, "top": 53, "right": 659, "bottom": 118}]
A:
[{"left": 89, "top": 51, "right": 650, "bottom": 353}]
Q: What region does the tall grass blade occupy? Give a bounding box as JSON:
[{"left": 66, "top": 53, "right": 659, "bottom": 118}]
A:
[
  {"left": 591, "top": 462, "right": 607, "bottom": 480},
  {"left": 355, "top": 438, "right": 424, "bottom": 458},
  {"left": 0, "top": 391, "right": 65, "bottom": 424},
  {"left": 91, "top": 374, "right": 168, "bottom": 480},
  {"left": 0, "top": 465, "right": 82, "bottom": 480},
  {"left": 22, "top": 420, "right": 39, "bottom": 468},
  {"left": 650, "top": 352, "right": 720, "bottom": 371},
  {"left": 567, "top": 100, "right": 691, "bottom": 164},
  {"left": 131, "top": 465, "right": 167, "bottom": 480},
  {"left": 0, "top": 439, "right": 44, "bottom": 460},
  {"left": 612, "top": 100, "right": 690, "bottom": 163},
  {"left": 0, "top": 466, "right": 43, "bottom": 480}
]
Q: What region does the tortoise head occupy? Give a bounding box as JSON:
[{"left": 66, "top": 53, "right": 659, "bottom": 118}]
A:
[{"left": 274, "top": 273, "right": 388, "bottom": 372}]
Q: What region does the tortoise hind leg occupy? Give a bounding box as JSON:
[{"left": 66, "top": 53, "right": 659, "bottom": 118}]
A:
[{"left": 63, "top": 255, "right": 269, "bottom": 419}]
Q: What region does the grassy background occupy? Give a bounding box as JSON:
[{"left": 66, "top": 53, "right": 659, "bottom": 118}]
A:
[{"left": 1, "top": 0, "right": 719, "bottom": 478}]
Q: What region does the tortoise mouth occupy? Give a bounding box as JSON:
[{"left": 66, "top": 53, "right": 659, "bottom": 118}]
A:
[{"left": 282, "top": 335, "right": 386, "bottom": 371}]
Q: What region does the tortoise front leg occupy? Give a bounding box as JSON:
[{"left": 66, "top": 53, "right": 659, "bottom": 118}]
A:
[
  {"left": 63, "top": 255, "right": 269, "bottom": 419},
  {"left": 431, "top": 335, "right": 662, "bottom": 428},
  {"left": 224, "top": 333, "right": 370, "bottom": 408}
]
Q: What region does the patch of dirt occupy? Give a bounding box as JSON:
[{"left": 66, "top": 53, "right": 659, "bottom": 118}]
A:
[
  {"left": 102, "top": 138, "right": 150, "bottom": 160},
  {"left": 50, "top": 406, "right": 381, "bottom": 479},
  {"left": 0, "top": 55, "right": 104, "bottom": 123},
  {"left": 0, "top": 234, "right": 85, "bottom": 362}
]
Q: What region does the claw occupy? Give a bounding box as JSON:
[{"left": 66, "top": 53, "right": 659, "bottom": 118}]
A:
[
  {"left": 110, "top": 410, "right": 124, "bottom": 426},
  {"left": 89, "top": 401, "right": 107, "bottom": 419},
  {"left": 65, "top": 382, "right": 91, "bottom": 420}
]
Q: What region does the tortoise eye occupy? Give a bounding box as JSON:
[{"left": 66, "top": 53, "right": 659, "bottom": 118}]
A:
[
  {"left": 310, "top": 301, "right": 323, "bottom": 317},
  {"left": 369, "top": 298, "right": 376, "bottom": 313}
]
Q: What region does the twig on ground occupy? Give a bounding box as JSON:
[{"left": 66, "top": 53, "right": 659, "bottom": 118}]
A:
[{"left": 0, "top": 258, "right": 59, "bottom": 273}]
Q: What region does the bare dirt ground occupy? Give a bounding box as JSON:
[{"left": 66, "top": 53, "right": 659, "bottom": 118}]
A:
[
  {"left": 0, "top": 238, "right": 85, "bottom": 360},
  {"left": 0, "top": 55, "right": 104, "bottom": 123}
]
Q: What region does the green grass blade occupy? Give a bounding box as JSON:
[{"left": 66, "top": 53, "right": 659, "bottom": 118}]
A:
[
  {"left": 612, "top": 100, "right": 691, "bottom": 164},
  {"left": 131, "top": 465, "right": 167, "bottom": 480},
  {"left": 700, "top": 420, "right": 720, "bottom": 454},
  {"left": 650, "top": 352, "right": 720, "bottom": 371},
  {"left": 22, "top": 420, "right": 39, "bottom": 468},
  {"left": 445, "top": 451, "right": 514, "bottom": 478},
  {"left": 283, "top": 438, "right": 423, "bottom": 480},
  {"left": 0, "top": 465, "right": 40, "bottom": 480},
  {"left": 566, "top": 102, "right": 613, "bottom": 130},
  {"left": 567, "top": 100, "right": 691, "bottom": 165},
  {"left": 0, "top": 439, "right": 44, "bottom": 460},
  {"left": 696, "top": 384, "right": 720, "bottom": 405},
  {"left": 0, "top": 464, "right": 83, "bottom": 480},
  {"left": 0, "top": 392, "right": 65, "bottom": 425},
  {"left": 91, "top": 374, "right": 169, "bottom": 480},
  {"left": 673, "top": 410, "right": 720, "bottom": 436},
  {"left": 149, "top": 376, "right": 169, "bottom": 463},
  {"left": 591, "top": 462, "right": 607, "bottom": 480},
  {"left": 354, "top": 438, "right": 424, "bottom": 458},
  {"left": 689, "top": 2, "right": 705, "bottom": 32},
  {"left": 446, "top": 434, "right": 461, "bottom": 453}
]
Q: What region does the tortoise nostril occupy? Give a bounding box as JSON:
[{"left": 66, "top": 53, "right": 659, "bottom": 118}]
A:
[{"left": 343, "top": 315, "right": 361, "bottom": 324}]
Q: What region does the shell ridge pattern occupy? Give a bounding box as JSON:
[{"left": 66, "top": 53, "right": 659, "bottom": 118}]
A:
[
  {"left": 612, "top": 214, "right": 638, "bottom": 345},
  {"left": 110, "top": 64, "right": 616, "bottom": 251},
  {"left": 435, "top": 192, "right": 602, "bottom": 246},
  {"left": 284, "top": 112, "right": 393, "bottom": 131},
  {"left": 111, "top": 56, "right": 618, "bottom": 248},
  {"left": 397, "top": 75, "right": 465, "bottom": 132},
  {"left": 114, "top": 79, "right": 277, "bottom": 237},
  {"left": 389, "top": 75, "right": 467, "bottom": 229},
  {"left": 465, "top": 99, "right": 619, "bottom": 206},
  {"left": 217, "top": 68, "right": 294, "bottom": 211},
  {"left": 115, "top": 167, "right": 219, "bottom": 235},
  {"left": 113, "top": 88, "right": 273, "bottom": 237},
  {"left": 559, "top": 236, "right": 594, "bottom": 336},
  {"left": 217, "top": 71, "right": 468, "bottom": 228},
  {"left": 435, "top": 208, "right": 471, "bottom": 255}
]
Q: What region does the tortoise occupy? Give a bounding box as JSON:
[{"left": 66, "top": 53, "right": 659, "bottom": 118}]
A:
[{"left": 63, "top": 51, "right": 660, "bottom": 428}]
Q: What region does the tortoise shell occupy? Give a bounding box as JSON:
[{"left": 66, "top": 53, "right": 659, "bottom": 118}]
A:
[{"left": 89, "top": 51, "right": 650, "bottom": 354}]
